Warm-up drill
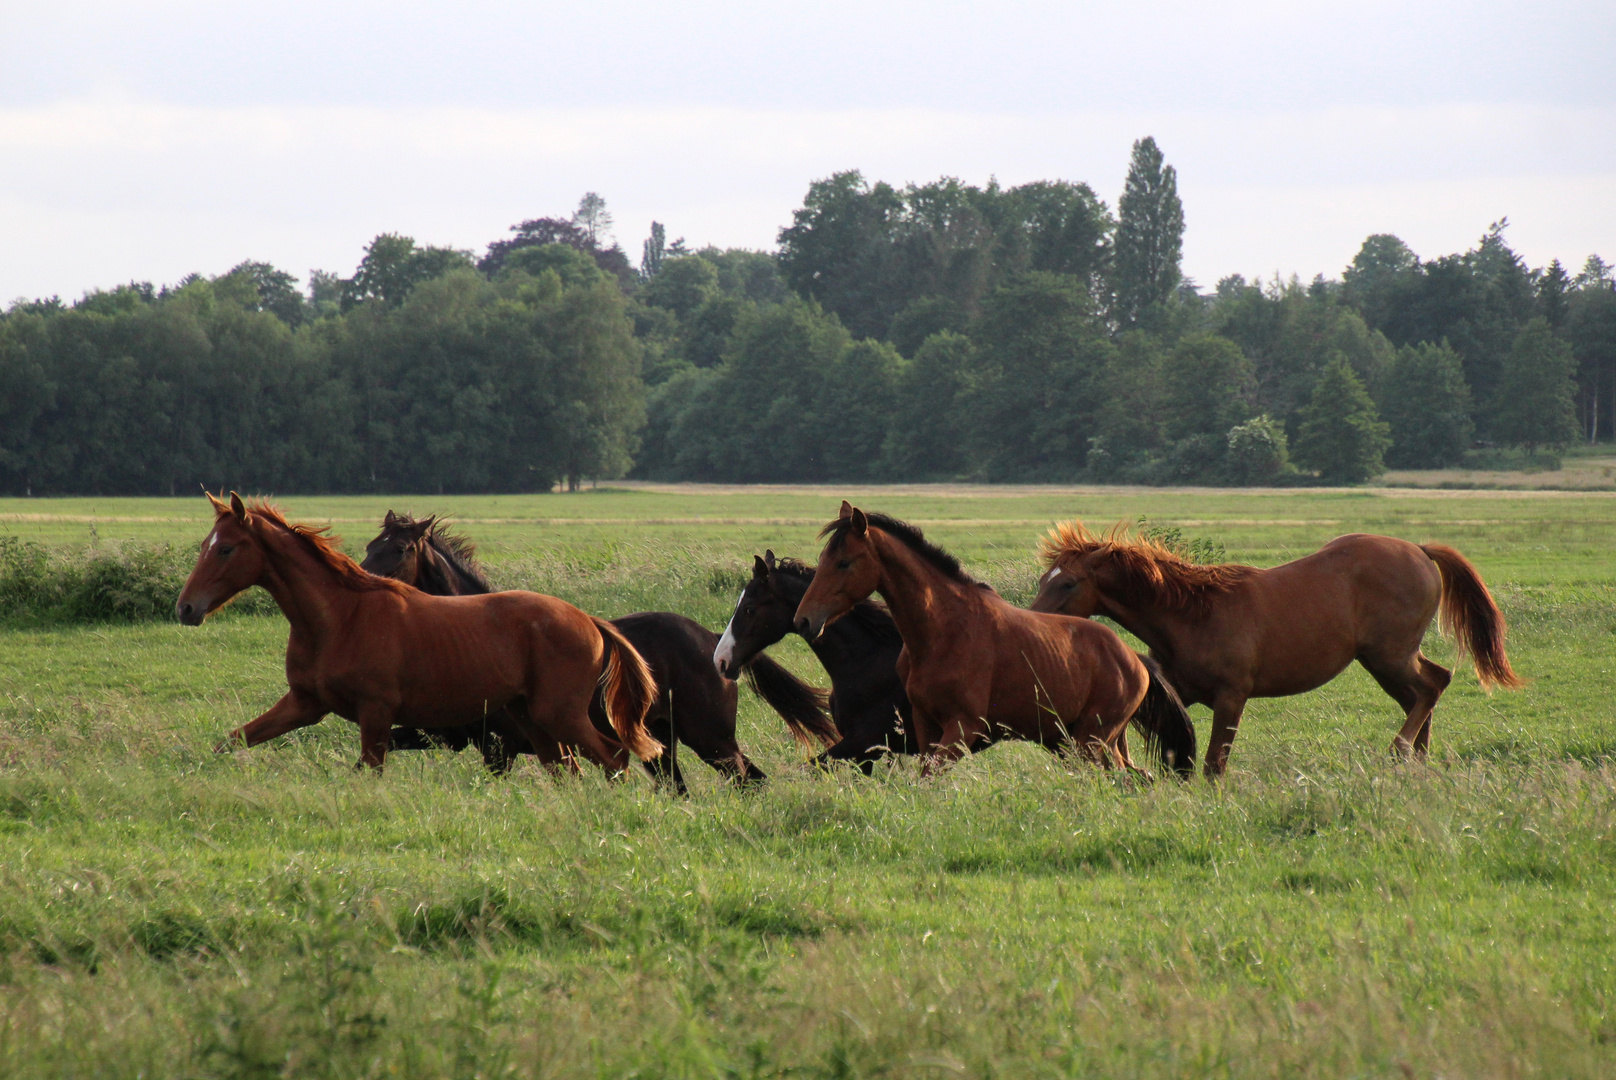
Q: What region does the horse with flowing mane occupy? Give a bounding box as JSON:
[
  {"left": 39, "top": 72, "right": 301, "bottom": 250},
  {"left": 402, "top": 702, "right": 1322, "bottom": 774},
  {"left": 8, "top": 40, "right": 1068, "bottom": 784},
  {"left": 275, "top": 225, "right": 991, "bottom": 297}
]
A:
[
  {"left": 1031, "top": 521, "right": 1522, "bottom": 776},
  {"left": 362, "top": 512, "right": 836, "bottom": 790},
  {"left": 175, "top": 493, "right": 661, "bottom": 775},
  {"left": 792, "top": 503, "right": 1195, "bottom": 776},
  {"left": 713, "top": 550, "right": 915, "bottom": 772}
]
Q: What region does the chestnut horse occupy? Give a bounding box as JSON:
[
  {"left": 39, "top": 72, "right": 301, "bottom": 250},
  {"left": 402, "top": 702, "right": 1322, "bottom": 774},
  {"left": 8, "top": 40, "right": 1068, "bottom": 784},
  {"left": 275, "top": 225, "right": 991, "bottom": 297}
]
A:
[
  {"left": 793, "top": 503, "right": 1195, "bottom": 776},
  {"left": 175, "top": 493, "right": 661, "bottom": 774},
  {"left": 1031, "top": 522, "right": 1522, "bottom": 776},
  {"left": 361, "top": 512, "right": 836, "bottom": 791}
]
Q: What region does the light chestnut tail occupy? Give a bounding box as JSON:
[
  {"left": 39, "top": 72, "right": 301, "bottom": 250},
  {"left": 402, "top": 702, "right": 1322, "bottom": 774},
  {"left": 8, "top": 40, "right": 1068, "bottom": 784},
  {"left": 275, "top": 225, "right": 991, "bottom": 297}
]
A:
[
  {"left": 592, "top": 617, "right": 664, "bottom": 760},
  {"left": 1421, "top": 544, "right": 1523, "bottom": 691}
]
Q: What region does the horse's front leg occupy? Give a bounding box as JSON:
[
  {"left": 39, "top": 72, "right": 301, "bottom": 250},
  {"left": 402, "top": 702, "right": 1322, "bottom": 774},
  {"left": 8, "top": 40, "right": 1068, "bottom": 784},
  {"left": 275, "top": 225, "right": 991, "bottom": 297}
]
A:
[
  {"left": 217, "top": 691, "right": 325, "bottom": 752},
  {"left": 1204, "top": 692, "right": 1249, "bottom": 779},
  {"left": 922, "top": 712, "right": 989, "bottom": 775},
  {"left": 356, "top": 701, "right": 399, "bottom": 770}
]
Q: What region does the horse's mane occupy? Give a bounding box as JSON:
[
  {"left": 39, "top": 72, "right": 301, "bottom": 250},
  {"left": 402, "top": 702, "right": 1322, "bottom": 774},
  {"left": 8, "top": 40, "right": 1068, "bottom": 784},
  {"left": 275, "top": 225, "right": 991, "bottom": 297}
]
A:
[
  {"left": 1039, "top": 520, "right": 1254, "bottom": 611},
  {"left": 241, "top": 500, "right": 407, "bottom": 593},
  {"left": 819, "top": 512, "right": 975, "bottom": 586},
  {"left": 768, "top": 557, "right": 903, "bottom": 645},
  {"left": 410, "top": 517, "right": 491, "bottom": 592}
]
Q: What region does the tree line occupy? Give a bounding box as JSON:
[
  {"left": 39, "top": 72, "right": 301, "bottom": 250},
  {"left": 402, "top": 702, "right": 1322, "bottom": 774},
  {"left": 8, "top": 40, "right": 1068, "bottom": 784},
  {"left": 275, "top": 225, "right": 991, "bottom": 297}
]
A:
[{"left": 4, "top": 143, "right": 1614, "bottom": 494}]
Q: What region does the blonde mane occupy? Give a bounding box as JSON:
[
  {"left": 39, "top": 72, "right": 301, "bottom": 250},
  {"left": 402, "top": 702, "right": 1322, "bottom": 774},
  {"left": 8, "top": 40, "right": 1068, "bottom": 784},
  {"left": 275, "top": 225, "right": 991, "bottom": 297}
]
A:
[
  {"left": 1039, "top": 520, "right": 1255, "bottom": 611},
  {"left": 236, "top": 500, "right": 408, "bottom": 593}
]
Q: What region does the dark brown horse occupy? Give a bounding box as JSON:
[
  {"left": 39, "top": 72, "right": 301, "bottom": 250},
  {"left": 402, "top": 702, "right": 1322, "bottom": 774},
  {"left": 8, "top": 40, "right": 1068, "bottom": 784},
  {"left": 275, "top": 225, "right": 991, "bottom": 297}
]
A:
[
  {"left": 714, "top": 551, "right": 916, "bottom": 772},
  {"left": 362, "top": 512, "right": 837, "bottom": 790},
  {"left": 793, "top": 503, "right": 1195, "bottom": 776},
  {"left": 175, "top": 493, "right": 661, "bottom": 775},
  {"left": 1031, "top": 521, "right": 1523, "bottom": 776}
]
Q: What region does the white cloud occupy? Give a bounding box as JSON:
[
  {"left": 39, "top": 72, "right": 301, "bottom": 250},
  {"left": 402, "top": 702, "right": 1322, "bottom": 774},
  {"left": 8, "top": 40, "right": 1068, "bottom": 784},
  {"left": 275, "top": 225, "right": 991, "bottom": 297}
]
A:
[{"left": 3, "top": 98, "right": 1613, "bottom": 301}]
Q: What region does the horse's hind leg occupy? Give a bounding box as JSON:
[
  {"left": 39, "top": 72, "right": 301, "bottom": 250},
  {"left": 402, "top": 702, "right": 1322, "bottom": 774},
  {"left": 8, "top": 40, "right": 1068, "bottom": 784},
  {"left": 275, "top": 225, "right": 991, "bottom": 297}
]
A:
[{"left": 1361, "top": 651, "right": 1451, "bottom": 759}]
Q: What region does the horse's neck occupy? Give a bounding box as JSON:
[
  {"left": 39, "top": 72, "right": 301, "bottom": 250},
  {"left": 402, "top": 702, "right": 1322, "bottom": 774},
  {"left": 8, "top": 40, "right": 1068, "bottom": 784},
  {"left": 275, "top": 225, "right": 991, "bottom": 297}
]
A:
[
  {"left": 255, "top": 525, "right": 357, "bottom": 641},
  {"left": 871, "top": 532, "right": 976, "bottom": 660},
  {"left": 1096, "top": 588, "right": 1197, "bottom": 663},
  {"left": 427, "top": 538, "right": 488, "bottom": 594},
  {"left": 810, "top": 605, "right": 886, "bottom": 676},
  {"left": 414, "top": 547, "right": 460, "bottom": 596}
]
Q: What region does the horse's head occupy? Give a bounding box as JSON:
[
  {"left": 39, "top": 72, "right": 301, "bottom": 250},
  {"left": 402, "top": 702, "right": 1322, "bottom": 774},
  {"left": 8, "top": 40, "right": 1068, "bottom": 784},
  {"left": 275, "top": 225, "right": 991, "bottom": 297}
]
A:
[
  {"left": 1028, "top": 557, "right": 1104, "bottom": 617},
  {"left": 361, "top": 510, "right": 436, "bottom": 585},
  {"left": 794, "top": 501, "right": 882, "bottom": 642},
  {"left": 713, "top": 550, "right": 802, "bottom": 678},
  {"left": 176, "top": 492, "right": 267, "bottom": 625}
]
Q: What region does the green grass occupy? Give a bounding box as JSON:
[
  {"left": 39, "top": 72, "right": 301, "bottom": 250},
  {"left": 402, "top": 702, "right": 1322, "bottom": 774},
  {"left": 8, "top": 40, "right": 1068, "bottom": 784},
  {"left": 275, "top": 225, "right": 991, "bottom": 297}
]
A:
[{"left": 1, "top": 486, "right": 1614, "bottom": 1077}]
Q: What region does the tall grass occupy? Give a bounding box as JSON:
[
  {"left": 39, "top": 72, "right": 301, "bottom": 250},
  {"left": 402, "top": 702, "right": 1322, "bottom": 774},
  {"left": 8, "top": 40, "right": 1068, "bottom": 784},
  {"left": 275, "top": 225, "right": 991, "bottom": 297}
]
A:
[{"left": 0, "top": 536, "right": 276, "bottom": 624}]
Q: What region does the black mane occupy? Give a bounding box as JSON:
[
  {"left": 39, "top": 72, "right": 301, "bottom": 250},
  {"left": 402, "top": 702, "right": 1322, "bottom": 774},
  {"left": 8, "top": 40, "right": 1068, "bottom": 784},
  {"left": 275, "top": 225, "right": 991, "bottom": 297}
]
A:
[
  {"left": 766, "top": 557, "right": 903, "bottom": 645},
  {"left": 819, "top": 512, "right": 973, "bottom": 585},
  {"left": 424, "top": 524, "right": 491, "bottom": 593}
]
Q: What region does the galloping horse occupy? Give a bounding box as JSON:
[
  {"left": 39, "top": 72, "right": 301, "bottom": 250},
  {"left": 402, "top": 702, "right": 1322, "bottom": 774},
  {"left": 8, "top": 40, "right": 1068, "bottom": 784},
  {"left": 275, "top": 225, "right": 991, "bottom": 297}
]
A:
[
  {"left": 175, "top": 493, "right": 661, "bottom": 774},
  {"left": 713, "top": 550, "right": 915, "bottom": 772},
  {"left": 363, "top": 512, "right": 836, "bottom": 790},
  {"left": 793, "top": 503, "right": 1195, "bottom": 776},
  {"left": 1031, "top": 522, "right": 1522, "bottom": 776}
]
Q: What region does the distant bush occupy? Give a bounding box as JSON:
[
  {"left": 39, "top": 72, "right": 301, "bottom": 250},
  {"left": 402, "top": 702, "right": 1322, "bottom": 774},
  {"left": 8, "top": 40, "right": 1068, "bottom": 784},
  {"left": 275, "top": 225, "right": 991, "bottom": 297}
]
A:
[
  {"left": 1459, "top": 449, "right": 1563, "bottom": 473},
  {"left": 0, "top": 536, "right": 275, "bottom": 624}
]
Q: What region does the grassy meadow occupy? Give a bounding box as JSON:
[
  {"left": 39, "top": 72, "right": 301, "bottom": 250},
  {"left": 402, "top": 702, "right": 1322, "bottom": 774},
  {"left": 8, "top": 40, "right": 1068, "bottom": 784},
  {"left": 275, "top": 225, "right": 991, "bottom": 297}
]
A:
[{"left": 1, "top": 484, "right": 1615, "bottom": 1078}]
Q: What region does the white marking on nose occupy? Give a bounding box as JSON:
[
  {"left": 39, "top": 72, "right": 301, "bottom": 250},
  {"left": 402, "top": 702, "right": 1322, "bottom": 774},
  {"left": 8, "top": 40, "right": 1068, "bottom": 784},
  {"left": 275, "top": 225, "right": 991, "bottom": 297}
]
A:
[{"left": 713, "top": 591, "right": 745, "bottom": 675}]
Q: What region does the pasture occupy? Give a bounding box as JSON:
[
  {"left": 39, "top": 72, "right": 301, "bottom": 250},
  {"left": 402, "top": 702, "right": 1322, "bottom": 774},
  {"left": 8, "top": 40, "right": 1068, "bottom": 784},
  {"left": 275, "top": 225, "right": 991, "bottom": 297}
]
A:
[{"left": 1, "top": 485, "right": 1615, "bottom": 1078}]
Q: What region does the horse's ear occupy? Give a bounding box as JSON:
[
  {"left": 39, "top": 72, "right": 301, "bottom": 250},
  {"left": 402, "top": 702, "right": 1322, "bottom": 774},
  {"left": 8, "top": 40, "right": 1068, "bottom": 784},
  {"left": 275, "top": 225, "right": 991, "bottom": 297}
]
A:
[
  {"left": 753, "top": 554, "right": 769, "bottom": 579},
  {"left": 228, "top": 492, "right": 247, "bottom": 522},
  {"left": 764, "top": 549, "right": 777, "bottom": 571},
  {"left": 838, "top": 500, "right": 854, "bottom": 519},
  {"left": 384, "top": 509, "right": 398, "bottom": 527},
  {"left": 415, "top": 515, "right": 438, "bottom": 537},
  {"left": 205, "top": 490, "right": 229, "bottom": 516},
  {"left": 849, "top": 508, "right": 868, "bottom": 537}
]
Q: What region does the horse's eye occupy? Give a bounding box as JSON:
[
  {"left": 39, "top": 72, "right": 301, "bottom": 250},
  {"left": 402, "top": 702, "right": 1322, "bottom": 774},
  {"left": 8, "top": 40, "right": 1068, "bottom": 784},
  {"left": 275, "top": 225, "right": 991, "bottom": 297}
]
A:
[
  {"left": 217, "top": 545, "right": 233, "bottom": 557},
  {"left": 743, "top": 606, "right": 754, "bottom": 616},
  {"left": 1061, "top": 580, "right": 1076, "bottom": 590},
  {"left": 836, "top": 559, "right": 851, "bottom": 570}
]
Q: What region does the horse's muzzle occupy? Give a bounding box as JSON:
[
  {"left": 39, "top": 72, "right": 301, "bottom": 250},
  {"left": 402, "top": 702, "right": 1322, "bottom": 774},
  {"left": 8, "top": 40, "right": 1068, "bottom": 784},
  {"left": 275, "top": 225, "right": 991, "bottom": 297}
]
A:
[
  {"left": 794, "top": 614, "right": 824, "bottom": 642},
  {"left": 176, "top": 599, "right": 205, "bottom": 626}
]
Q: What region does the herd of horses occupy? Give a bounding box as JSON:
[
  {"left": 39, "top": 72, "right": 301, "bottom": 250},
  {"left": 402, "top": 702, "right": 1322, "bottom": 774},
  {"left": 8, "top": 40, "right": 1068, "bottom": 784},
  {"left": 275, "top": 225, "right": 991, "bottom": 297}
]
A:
[{"left": 175, "top": 493, "right": 1521, "bottom": 786}]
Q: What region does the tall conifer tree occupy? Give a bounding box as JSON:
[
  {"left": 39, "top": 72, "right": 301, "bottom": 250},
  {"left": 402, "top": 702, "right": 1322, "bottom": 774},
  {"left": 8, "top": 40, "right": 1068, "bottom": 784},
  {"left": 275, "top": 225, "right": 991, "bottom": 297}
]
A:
[{"left": 1112, "top": 136, "right": 1184, "bottom": 325}]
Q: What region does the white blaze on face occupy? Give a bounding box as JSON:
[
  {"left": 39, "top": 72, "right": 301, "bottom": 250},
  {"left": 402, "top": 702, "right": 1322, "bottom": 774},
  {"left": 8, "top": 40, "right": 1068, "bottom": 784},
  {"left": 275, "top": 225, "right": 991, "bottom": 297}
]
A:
[
  {"left": 712, "top": 590, "right": 745, "bottom": 675},
  {"left": 1042, "top": 566, "right": 1063, "bottom": 585},
  {"left": 205, "top": 528, "right": 221, "bottom": 553}
]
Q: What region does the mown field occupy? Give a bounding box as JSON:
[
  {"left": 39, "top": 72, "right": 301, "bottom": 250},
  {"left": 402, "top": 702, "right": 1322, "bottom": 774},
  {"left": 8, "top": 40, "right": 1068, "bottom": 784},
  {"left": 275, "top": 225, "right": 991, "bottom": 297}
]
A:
[{"left": 1, "top": 485, "right": 1614, "bottom": 1078}]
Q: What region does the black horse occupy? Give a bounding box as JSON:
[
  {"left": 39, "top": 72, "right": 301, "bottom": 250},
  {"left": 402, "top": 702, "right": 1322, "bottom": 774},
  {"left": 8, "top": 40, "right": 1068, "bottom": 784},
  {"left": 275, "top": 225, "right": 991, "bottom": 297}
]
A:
[
  {"left": 713, "top": 551, "right": 916, "bottom": 773},
  {"left": 363, "top": 513, "right": 837, "bottom": 791}
]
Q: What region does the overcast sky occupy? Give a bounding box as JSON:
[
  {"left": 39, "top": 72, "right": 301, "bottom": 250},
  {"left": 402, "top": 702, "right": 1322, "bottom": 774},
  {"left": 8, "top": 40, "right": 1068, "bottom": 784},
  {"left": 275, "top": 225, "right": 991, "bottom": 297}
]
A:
[{"left": 3, "top": 1, "right": 1613, "bottom": 304}]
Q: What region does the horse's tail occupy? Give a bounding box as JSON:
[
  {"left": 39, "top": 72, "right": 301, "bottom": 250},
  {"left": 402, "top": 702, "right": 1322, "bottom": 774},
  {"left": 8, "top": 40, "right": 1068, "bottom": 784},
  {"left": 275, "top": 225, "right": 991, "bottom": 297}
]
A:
[
  {"left": 743, "top": 654, "right": 837, "bottom": 751},
  {"left": 1420, "top": 544, "right": 1524, "bottom": 691},
  {"left": 591, "top": 617, "right": 664, "bottom": 760},
  {"left": 1130, "top": 655, "right": 1196, "bottom": 779}
]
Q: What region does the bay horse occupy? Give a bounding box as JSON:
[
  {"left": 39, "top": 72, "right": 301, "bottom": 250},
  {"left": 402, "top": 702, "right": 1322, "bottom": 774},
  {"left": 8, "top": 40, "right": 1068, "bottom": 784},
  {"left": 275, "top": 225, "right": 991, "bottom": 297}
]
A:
[
  {"left": 175, "top": 492, "right": 661, "bottom": 775},
  {"left": 1031, "top": 521, "right": 1523, "bottom": 776},
  {"left": 792, "top": 503, "right": 1195, "bottom": 776},
  {"left": 362, "top": 512, "right": 837, "bottom": 790},
  {"left": 713, "top": 550, "right": 916, "bottom": 773}
]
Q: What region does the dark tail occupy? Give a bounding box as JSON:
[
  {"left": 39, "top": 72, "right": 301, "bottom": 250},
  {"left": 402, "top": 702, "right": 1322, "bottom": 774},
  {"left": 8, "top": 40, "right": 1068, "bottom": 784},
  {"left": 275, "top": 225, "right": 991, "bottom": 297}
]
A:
[
  {"left": 592, "top": 617, "right": 664, "bottom": 760},
  {"left": 1130, "top": 655, "right": 1196, "bottom": 779},
  {"left": 1421, "top": 544, "right": 1524, "bottom": 691},
  {"left": 743, "top": 654, "right": 838, "bottom": 751}
]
